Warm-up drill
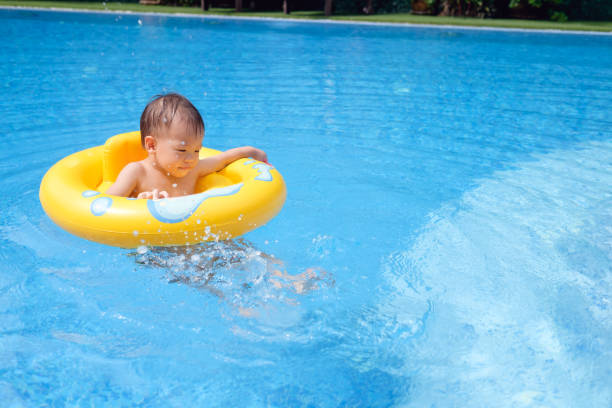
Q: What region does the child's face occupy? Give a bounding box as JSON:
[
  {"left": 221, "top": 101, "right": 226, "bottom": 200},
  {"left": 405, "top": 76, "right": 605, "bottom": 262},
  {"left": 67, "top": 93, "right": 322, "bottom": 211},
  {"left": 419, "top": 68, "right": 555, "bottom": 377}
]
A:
[{"left": 150, "top": 118, "right": 203, "bottom": 178}]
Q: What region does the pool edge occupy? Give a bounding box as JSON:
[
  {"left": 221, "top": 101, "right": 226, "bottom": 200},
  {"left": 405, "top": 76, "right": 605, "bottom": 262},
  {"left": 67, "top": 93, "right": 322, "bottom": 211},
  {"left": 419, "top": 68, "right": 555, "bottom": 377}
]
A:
[{"left": 1, "top": 5, "right": 611, "bottom": 36}]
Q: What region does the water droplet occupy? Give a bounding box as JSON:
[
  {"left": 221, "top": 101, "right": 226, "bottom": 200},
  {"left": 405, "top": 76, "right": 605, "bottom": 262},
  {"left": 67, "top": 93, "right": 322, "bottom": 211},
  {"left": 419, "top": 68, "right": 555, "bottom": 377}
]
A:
[
  {"left": 137, "top": 245, "right": 148, "bottom": 254},
  {"left": 133, "top": 230, "right": 139, "bottom": 236},
  {"left": 138, "top": 19, "right": 142, "bottom": 25},
  {"left": 196, "top": 219, "right": 201, "bottom": 224},
  {"left": 172, "top": 183, "right": 177, "bottom": 188}
]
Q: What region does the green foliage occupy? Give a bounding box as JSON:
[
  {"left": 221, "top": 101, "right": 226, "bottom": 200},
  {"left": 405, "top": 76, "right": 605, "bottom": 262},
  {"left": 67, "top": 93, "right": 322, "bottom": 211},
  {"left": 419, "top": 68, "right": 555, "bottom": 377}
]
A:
[
  {"left": 550, "top": 10, "right": 568, "bottom": 21},
  {"left": 424, "top": 0, "right": 498, "bottom": 17},
  {"left": 508, "top": 0, "right": 566, "bottom": 10},
  {"left": 422, "top": 0, "right": 610, "bottom": 20},
  {"left": 509, "top": 0, "right": 611, "bottom": 21},
  {"left": 162, "top": 0, "right": 200, "bottom": 6},
  {"left": 567, "top": 0, "right": 612, "bottom": 21},
  {"left": 332, "top": 0, "right": 363, "bottom": 14},
  {"left": 333, "top": 0, "right": 411, "bottom": 14},
  {"left": 374, "top": 0, "right": 412, "bottom": 14},
  {"left": 54, "top": 0, "right": 612, "bottom": 20}
]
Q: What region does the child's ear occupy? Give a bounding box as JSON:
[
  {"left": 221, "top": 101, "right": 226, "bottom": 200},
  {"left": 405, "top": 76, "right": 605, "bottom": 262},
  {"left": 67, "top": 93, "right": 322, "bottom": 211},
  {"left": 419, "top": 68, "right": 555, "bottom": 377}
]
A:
[{"left": 144, "top": 135, "right": 156, "bottom": 152}]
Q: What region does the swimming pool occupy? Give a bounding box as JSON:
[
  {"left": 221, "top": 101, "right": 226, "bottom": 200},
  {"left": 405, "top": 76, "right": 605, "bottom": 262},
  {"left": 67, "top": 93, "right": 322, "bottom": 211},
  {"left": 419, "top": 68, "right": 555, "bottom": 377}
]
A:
[{"left": 1, "top": 7, "right": 611, "bottom": 406}]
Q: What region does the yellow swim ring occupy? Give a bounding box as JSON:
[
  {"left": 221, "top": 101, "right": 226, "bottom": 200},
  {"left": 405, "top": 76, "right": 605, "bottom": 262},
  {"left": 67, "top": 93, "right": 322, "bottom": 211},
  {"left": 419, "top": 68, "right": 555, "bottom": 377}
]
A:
[{"left": 39, "top": 131, "right": 286, "bottom": 248}]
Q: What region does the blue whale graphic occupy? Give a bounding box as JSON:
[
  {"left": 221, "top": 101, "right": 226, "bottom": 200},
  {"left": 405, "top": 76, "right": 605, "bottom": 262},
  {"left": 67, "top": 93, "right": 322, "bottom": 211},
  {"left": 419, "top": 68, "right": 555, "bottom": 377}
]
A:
[
  {"left": 147, "top": 183, "right": 243, "bottom": 223},
  {"left": 253, "top": 163, "right": 273, "bottom": 181},
  {"left": 243, "top": 160, "right": 274, "bottom": 182}
]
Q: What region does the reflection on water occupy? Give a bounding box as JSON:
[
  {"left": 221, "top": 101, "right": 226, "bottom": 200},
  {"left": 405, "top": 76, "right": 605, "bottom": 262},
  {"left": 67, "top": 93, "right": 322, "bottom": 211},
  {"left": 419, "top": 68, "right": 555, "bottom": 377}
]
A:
[{"left": 377, "top": 140, "right": 612, "bottom": 407}]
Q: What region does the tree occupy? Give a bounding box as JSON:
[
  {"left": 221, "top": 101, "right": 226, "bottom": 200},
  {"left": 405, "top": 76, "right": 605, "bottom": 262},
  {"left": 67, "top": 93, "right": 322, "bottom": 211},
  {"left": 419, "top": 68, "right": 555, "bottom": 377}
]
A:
[
  {"left": 509, "top": 0, "right": 570, "bottom": 21},
  {"left": 325, "top": 0, "right": 333, "bottom": 16}
]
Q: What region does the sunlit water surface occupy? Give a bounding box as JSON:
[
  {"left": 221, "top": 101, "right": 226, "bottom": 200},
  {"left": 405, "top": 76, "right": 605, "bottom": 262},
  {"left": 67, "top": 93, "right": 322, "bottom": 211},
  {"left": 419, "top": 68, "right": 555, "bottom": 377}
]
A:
[{"left": 1, "top": 8, "right": 611, "bottom": 407}]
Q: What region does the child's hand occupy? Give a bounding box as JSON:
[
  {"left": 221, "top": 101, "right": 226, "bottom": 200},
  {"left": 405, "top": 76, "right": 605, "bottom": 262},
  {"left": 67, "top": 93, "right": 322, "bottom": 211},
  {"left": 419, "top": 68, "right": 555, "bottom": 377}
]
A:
[
  {"left": 199, "top": 146, "right": 270, "bottom": 175},
  {"left": 250, "top": 147, "right": 268, "bottom": 164},
  {"left": 137, "top": 189, "right": 169, "bottom": 200}
]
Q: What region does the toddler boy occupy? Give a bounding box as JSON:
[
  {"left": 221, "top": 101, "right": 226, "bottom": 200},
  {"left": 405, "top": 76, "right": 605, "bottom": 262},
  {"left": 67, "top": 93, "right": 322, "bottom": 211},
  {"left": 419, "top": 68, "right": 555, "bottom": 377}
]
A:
[{"left": 106, "top": 93, "right": 267, "bottom": 199}]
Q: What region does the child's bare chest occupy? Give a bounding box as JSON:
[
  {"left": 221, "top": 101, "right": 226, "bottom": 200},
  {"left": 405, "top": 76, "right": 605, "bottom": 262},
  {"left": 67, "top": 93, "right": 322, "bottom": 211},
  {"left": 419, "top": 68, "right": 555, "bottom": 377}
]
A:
[{"left": 137, "top": 170, "right": 198, "bottom": 198}]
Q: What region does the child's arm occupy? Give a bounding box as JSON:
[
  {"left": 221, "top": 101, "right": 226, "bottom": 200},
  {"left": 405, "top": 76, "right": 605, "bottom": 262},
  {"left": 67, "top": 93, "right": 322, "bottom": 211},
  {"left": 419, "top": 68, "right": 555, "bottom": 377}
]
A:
[
  {"left": 106, "top": 162, "right": 169, "bottom": 199},
  {"left": 105, "top": 162, "right": 142, "bottom": 197},
  {"left": 196, "top": 146, "right": 268, "bottom": 176}
]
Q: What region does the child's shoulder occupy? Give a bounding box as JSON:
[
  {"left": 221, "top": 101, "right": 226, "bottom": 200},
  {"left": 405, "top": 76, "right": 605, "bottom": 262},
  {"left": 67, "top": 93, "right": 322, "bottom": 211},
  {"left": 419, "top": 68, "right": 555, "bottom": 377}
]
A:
[
  {"left": 106, "top": 159, "right": 148, "bottom": 197},
  {"left": 123, "top": 160, "right": 146, "bottom": 173},
  {"left": 117, "top": 160, "right": 147, "bottom": 180}
]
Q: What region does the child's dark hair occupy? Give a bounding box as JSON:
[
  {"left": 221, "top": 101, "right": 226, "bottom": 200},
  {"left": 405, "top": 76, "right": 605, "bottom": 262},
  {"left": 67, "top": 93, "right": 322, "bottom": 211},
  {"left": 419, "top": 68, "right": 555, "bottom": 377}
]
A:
[{"left": 140, "top": 93, "right": 204, "bottom": 147}]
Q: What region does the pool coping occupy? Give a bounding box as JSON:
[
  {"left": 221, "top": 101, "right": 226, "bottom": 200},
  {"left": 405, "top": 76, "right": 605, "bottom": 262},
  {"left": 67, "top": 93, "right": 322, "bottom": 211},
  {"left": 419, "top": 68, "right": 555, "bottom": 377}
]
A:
[{"left": 2, "top": 5, "right": 611, "bottom": 36}]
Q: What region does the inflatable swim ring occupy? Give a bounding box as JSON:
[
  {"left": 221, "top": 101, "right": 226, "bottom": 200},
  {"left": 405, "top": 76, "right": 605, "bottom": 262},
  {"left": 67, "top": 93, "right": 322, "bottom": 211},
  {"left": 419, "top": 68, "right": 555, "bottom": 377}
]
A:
[{"left": 39, "top": 131, "right": 286, "bottom": 248}]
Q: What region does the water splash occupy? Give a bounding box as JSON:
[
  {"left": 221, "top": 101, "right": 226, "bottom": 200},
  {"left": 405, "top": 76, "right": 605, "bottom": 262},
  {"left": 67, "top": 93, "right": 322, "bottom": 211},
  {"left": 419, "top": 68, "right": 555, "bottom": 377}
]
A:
[{"left": 130, "top": 239, "right": 334, "bottom": 318}]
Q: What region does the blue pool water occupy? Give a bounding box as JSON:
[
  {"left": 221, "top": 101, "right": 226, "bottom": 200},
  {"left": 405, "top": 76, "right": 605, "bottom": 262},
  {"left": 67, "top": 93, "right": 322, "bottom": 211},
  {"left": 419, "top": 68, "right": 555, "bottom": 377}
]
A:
[{"left": 1, "top": 8, "right": 611, "bottom": 406}]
